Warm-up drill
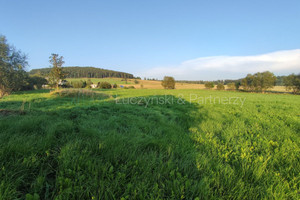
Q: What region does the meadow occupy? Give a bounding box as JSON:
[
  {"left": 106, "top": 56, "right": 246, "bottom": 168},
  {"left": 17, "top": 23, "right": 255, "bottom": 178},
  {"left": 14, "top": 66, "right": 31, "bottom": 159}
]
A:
[
  {"left": 66, "top": 78, "right": 288, "bottom": 92},
  {"left": 0, "top": 88, "right": 299, "bottom": 199}
]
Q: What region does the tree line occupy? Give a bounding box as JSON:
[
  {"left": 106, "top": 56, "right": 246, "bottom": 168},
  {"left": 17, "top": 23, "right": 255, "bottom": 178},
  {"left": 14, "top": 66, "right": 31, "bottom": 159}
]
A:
[
  {"left": 29, "top": 66, "right": 134, "bottom": 79},
  {"left": 163, "top": 71, "right": 300, "bottom": 94}
]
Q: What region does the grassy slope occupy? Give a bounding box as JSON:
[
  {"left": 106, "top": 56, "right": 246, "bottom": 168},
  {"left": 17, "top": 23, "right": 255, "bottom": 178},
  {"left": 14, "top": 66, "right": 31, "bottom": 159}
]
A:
[
  {"left": 0, "top": 89, "right": 299, "bottom": 199},
  {"left": 66, "top": 78, "right": 134, "bottom": 85}
]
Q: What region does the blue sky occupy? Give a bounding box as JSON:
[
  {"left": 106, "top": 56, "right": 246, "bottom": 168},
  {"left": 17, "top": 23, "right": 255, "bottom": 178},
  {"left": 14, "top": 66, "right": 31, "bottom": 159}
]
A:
[{"left": 1, "top": 0, "right": 300, "bottom": 80}]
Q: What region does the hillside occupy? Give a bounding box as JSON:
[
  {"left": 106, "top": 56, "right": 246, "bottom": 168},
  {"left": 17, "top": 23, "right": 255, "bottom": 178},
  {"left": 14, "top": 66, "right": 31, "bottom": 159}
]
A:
[{"left": 29, "top": 66, "right": 134, "bottom": 79}]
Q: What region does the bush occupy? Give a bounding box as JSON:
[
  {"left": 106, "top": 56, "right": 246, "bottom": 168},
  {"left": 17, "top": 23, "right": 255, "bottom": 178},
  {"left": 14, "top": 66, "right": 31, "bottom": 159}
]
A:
[
  {"left": 72, "top": 81, "right": 84, "bottom": 88},
  {"left": 134, "top": 79, "right": 139, "bottom": 84},
  {"left": 161, "top": 76, "right": 175, "bottom": 89},
  {"left": 21, "top": 76, "right": 48, "bottom": 90},
  {"left": 86, "top": 79, "right": 93, "bottom": 88},
  {"left": 204, "top": 82, "right": 214, "bottom": 89},
  {"left": 227, "top": 82, "right": 236, "bottom": 90},
  {"left": 216, "top": 83, "right": 225, "bottom": 90},
  {"left": 113, "top": 83, "right": 118, "bottom": 88},
  {"left": 124, "top": 86, "right": 135, "bottom": 89},
  {"left": 99, "top": 82, "right": 112, "bottom": 89}
]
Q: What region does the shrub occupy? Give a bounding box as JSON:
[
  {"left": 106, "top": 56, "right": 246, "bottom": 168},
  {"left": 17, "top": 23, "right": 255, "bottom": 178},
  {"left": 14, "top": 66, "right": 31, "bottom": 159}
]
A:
[
  {"left": 113, "top": 83, "right": 118, "bottom": 88},
  {"left": 86, "top": 79, "right": 93, "bottom": 88},
  {"left": 216, "top": 83, "right": 225, "bottom": 90},
  {"left": 134, "top": 79, "right": 139, "bottom": 84},
  {"left": 161, "top": 76, "right": 175, "bottom": 89},
  {"left": 204, "top": 82, "right": 214, "bottom": 89},
  {"left": 99, "top": 82, "right": 112, "bottom": 89},
  {"left": 227, "top": 82, "right": 236, "bottom": 90},
  {"left": 72, "top": 81, "right": 84, "bottom": 88},
  {"left": 124, "top": 86, "right": 135, "bottom": 89},
  {"left": 21, "top": 76, "right": 48, "bottom": 90}
]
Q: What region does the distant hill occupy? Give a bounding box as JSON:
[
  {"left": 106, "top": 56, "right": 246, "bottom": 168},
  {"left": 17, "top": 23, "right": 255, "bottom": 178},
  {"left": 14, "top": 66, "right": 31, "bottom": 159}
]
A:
[{"left": 29, "top": 66, "right": 134, "bottom": 79}]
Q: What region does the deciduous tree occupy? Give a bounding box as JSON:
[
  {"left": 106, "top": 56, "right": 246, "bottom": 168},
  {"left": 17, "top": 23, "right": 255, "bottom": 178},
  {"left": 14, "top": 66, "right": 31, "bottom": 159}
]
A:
[
  {"left": 0, "top": 35, "right": 27, "bottom": 97},
  {"left": 284, "top": 73, "right": 300, "bottom": 94},
  {"left": 204, "top": 82, "right": 214, "bottom": 89},
  {"left": 49, "top": 54, "right": 66, "bottom": 89},
  {"left": 161, "top": 76, "right": 175, "bottom": 89}
]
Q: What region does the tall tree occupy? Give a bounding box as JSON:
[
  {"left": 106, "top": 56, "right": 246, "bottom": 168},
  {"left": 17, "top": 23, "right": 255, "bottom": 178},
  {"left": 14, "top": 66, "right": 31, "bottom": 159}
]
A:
[
  {"left": 0, "top": 35, "right": 27, "bottom": 98},
  {"left": 49, "top": 53, "right": 65, "bottom": 89}
]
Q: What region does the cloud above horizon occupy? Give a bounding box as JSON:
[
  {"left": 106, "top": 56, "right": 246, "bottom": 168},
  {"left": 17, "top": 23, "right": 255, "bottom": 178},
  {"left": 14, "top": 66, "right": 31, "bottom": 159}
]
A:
[{"left": 139, "top": 49, "right": 300, "bottom": 80}]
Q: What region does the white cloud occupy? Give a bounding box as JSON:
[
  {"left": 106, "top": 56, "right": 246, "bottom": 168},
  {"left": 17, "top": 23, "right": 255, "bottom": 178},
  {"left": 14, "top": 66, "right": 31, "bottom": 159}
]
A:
[{"left": 138, "top": 49, "right": 300, "bottom": 80}]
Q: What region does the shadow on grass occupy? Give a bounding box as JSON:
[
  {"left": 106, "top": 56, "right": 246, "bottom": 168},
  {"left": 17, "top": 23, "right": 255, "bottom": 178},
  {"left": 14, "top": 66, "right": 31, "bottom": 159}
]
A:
[
  {"left": 12, "top": 89, "right": 52, "bottom": 95},
  {"left": 0, "top": 94, "right": 213, "bottom": 199}
]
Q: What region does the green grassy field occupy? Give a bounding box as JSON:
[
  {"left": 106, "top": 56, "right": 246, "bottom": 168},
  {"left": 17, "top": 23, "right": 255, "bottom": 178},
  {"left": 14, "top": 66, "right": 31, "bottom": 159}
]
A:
[{"left": 0, "top": 89, "right": 299, "bottom": 199}]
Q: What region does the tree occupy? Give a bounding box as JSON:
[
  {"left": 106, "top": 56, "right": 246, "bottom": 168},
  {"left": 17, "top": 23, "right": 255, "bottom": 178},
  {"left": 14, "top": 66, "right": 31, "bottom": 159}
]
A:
[
  {"left": 161, "top": 76, "right": 175, "bottom": 89},
  {"left": 99, "top": 82, "right": 112, "bottom": 89},
  {"left": 216, "top": 83, "right": 225, "bottom": 90},
  {"left": 227, "top": 82, "right": 236, "bottom": 90},
  {"left": 235, "top": 81, "right": 241, "bottom": 90},
  {"left": 284, "top": 73, "right": 300, "bottom": 94},
  {"left": 204, "top": 82, "right": 214, "bottom": 89},
  {"left": 49, "top": 54, "right": 66, "bottom": 89},
  {"left": 241, "top": 74, "right": 255, "bottom": 91},
  {"left": 0, "top": 35, "right": 28, "bottom": 97},
  {"left": 241, "top": 71, "right": 276, "bottom": 92}
]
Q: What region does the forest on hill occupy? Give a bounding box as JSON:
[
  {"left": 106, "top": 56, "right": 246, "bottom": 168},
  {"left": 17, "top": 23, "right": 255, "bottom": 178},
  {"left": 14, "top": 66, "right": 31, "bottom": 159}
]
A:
[{"left": 29, "top": 66, "right": 134, "bottom": 79}]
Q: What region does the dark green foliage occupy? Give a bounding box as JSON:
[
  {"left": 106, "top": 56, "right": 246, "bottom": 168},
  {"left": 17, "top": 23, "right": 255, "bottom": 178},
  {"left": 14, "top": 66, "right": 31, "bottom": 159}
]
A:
[
  {"left": 22, "top": 76, "right": 48, "bottom": 90},
  {"left": 113, "top": 83, "right": 118, "bottom": 88},
  {"left": 204, "top": 82, "right": 214, "bottom": 89},
  {"left": 0, "top": 35, "right": 28, "bottom": 97},
  {"left": 161, "top": 76, "right": 175, "bottom": 89},
  {"left": 235, "top": 81, "right": 241, "bottom": 90},
  {"left": 99, "top": 82, "right": 112, "bottom": 89},
  {"left": 216, "top": 83, "right": 225, "bottom": 90},
  {"left": 284, "top": 73, "right": 300, "bottom": 94},
  {"left": 29, "top": 67, "right": 134, "bottom": 79},
  {"left": 241, "top": 71, "right": 276, "bottom": 92}
]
